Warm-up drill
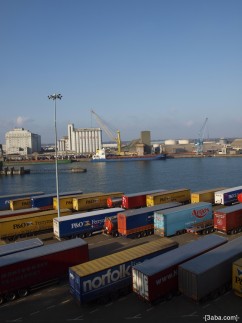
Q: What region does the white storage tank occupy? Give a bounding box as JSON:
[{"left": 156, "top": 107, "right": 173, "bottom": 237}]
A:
[
  {"left": 178, "top": 139, "right": 189, "bottom": 145},
  {"left": 164, "top": 139, "right": 177, "bottom": 145}
]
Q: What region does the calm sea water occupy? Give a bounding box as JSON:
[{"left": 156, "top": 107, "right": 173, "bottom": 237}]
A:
[{"left": 1, "top": 157, "right": 242, "bottom": 196}]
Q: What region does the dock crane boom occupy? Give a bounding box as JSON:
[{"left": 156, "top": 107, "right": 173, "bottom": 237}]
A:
[
  {"left": 91, "top": 110, "right": 122, "bottom": 154},
  {"left": 195, "top": 117, "right": 208, "bottom": 155}
]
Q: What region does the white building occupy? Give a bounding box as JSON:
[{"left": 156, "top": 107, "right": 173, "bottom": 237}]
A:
[
  {"left": 59, "top": 124, "right": 102, "bottom": 154},
  {"left": 5, "top": 128, "right": 41, "bottom": 155}
]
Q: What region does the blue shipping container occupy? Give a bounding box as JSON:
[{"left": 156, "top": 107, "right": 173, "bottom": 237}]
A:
[
  {"left": 54, "top": 208, "right": 124, "bottom": 239},
  {"left": 69, "top": 238, "right": 178, "bottom": 304},
  {"left": 154, "top": 202, "right": 213, "bottom": 237},
  {"left": 0, "top": 192, "right": 44, "bottom": 211},
  {"left": 31, "top": 190, "right": 83, "bottom": 209}
]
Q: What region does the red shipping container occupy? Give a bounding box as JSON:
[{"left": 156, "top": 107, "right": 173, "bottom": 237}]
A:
[
  {"left": 214, "top": 204, "right": 242, "bottom": 234},
  {"left": 122, "top": 190, "right": 166, "bottom": 209}
]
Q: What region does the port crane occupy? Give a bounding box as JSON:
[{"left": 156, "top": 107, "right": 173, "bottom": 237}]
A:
[
  {"left": 91, "top": 110, "right": 122, "bottom": 154},
  {"left": 195, "top": 117, "right": 208, "bottom": 155}
]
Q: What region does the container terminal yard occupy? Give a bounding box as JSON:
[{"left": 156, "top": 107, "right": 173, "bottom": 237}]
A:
[{"left": 0, "top": 188, "right": 242, "bottom": 322}]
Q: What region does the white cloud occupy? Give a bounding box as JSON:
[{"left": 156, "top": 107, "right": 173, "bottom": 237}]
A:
[{"left": 16, "top": 116, "right": 33, "bottom": 127}]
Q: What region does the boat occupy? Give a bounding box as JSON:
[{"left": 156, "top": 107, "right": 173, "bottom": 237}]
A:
[{"left": 91, "top": 148, "right": 166, "bottom": 162}]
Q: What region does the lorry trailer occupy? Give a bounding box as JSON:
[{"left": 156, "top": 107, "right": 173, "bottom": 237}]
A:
[
  {"left": 0, "top": 238, "right": 43, "bottom": 257},
  {"left": 146, "top": 188, "right": 191, "bottom": 207},
  {"left": 213, "top": 204, "right": 242, "bottom": 234},
  {"left": 191, "top": 187, "right": 226, "bottom": 204},
  {"left": 69, "top": 238, "right": 178, "bottom": 304},
  {"left": 154, "top": 202, "right": 213, "bottom": 237},
  {"left": 0, "top": 192, "right": 44, "bottom": 211},
  {"left": 214, "top": 186, "right": 242, "bottom": 205},
  {"left": 0, "top": 207, "right": 41, "bottom": 219},
  {"left": 31, "top": 190, "right": 83, "bottom": 210},
  {"left": 0, "top": 209, "right": 72, "bottom": 241},
  {"left": 121, "top": 189, "right": 166, "bottom": 209},
  {"left": 53, "top": 208, "right": 124, "bottom": 240},
  {"left": 132, "top": 234, "right": 227, "bottom": 304},
  {"left": 0, "top": 238, "right": 89, "bottom": 304},
  {"left": 117, "top": 202, "right": 182, "bottom": 238},
  {"left": 178, "top": 236, "right": 242, "bottom": 302},
  {"left": 72, "top": 192, "right": 123, "bottom": 211}
]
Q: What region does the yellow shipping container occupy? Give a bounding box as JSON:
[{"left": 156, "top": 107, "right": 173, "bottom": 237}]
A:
[
  {"left": 53, "top": 194, "right": 87, "bottom": 210},
  {"left": 9, "top": 198, "right": 32, "bottom": 210},
  {"left": 0, "top": 209, "right": 72, "bottom": 240},
  {"left": 232, "top": 258, "right": 242, "bottom": 297},
  {"left": 146, "top": 188, "right": 191, "bottom": 206},
  {"left": 191, "top": 187, "right": 226, "bottom": 204},
  {"left": 73, "top": 192, "right": 123, "bottom": 211}
]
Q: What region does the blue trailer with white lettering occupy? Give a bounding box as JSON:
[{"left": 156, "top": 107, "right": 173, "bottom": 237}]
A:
[
  {"left": 69, "top": 238, "right": 178, "bottom": 304},
  {"left": 214, "top": 186, "right": 242, "bottom": 205},
  {"left": 53, "top": 208, "right": 124, "bottom": 239}
]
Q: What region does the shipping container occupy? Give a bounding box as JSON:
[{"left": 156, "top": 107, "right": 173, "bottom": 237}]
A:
[
  {"left": 0, "top": 209, "right": 72, "bottom": 241},
  {"left": 122, "top": 189, "right": 166, "bottom": 209},
  {"left": 0, "top": 238, "right": 89, "bottom": 304},
  {"left": 0, "top": 208, "right": 41, "bottom": 219},
  {"left": 132, "top": 234, "right": 227, "bottom": 303},
  {"left": 31, "top": 190, "right": 83, "bottom": 210},
  {"left": 178, "top": 237, "right": 242, "bottom": 302},
  {"left": 73, "top": 192, "right": 123, "bottom": 211},
  {"left": 214, "top": 186, "right": 242, "bottom": 205},
  {"left": 69, "top": 238, "right": 178, "bottom": 304},
  {"left": 0, "top": 192, "right": 44, "bottom": 211},
  {"left": 213, "top": 204, "right": 242, "bottom": 234},
  {"left": 0, "top": 238, "right": 44, "bottom": 257},
  {"left": 54, "top": 208, "right": 124, "bottom": 239},
  {"left": 53, "top": 193, "right": 93, "bottom": 210},
  {"left": 146, "top": 188, "right": 191, "bottom": 207},
  {"left": 154, "top": 202, "right": 213, "bottom": 237},
  {"left": 191, "top": 187, "right": 226, "bottom": 204},
  {"left": 232, "top": 258, "right": 242, "bottom": 297},
  {"left": 107, "top": 197, "right": 123, "bottom": 208},
  {"left": 10, "top": 198, "right": 32, "bottom": 210},
  {"left": 117, "top": 202, "right": 182, "bottom": 238}
]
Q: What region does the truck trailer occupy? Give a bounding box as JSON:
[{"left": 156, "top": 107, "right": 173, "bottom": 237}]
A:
[
  {"left": 121, "top": 189, "right": 166, "bottom": 209},
  {"left": 132, "top": 234, "right": 227, "bottom": 303},
  {"left": 0, "top": 238, "right": 89, "bottom": 304},
  {"left": 117, "top": 202, "right": 182, "bottom": 238},
  {"left": 146, "top": 188, "right": 191, "bottom": 207},
  {"left": 53, "top": 208, "right": 124, "bottom": 239},
  {"left": 232, "top": 258, "right": 242, "bottom": 297},
  {"left": 69, "top": 238, "right": 178, "bottom": 305},
  {"left": 214, "top": 186, "right": 242, "bottom": 205},
  {"left": 214, "top": 204, "right": 242, "bottom": 234},
  {"left": 154, "top": 202, "right": 213, "bottom": 237},
  {"left": 178, "top": 237, "right": 242, "bottom": 302},
  {"left": 0, "top": 238, "right": 43, "bottom": 257},
  {"left": 191, "top": 187, "right": 226, "bottom": 204}
]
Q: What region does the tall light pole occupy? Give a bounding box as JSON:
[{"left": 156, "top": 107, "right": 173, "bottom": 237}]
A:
[{"left": 48, "top": 93, "right": 62, "bottom": 218}]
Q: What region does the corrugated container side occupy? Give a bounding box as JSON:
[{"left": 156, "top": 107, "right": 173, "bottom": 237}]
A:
[
  {"left": 178, "top": 237, "right": 242, "bottom": 302},
  {"left": 10, "top": 198, "right": 32, "bottom": 210},
  {"left": 122, "top": 189, "right": 166, "bottom": 209}
]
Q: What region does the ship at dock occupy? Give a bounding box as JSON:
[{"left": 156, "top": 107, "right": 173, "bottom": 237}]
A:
[{"left": 92, "top": 148, "right": 166, "bottom": 162}]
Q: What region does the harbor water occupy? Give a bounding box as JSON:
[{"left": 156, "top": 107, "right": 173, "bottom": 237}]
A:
[{"left": 1, "top": 157, "right": 242, "bottom": 196}]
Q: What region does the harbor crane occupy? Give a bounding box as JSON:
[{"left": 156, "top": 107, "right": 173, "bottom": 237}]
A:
[
  {"left": 195, "top": 117, "right": 208, "bottom": 155},
  {"left": 91, "top": 110, "right": 122, "bottom": 154}
]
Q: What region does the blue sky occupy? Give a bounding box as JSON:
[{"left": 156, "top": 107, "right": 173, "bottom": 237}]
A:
[{"left": 0, "top": 0, "right": 241, "bottom": 144}]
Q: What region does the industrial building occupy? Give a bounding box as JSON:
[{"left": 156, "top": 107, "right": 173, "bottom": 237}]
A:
[
  {"left": 58, "top": 124, "right": 102, "bottom": 155},
  {"left": 5, "top": 128, "right": 41, "bottom": 156}
]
